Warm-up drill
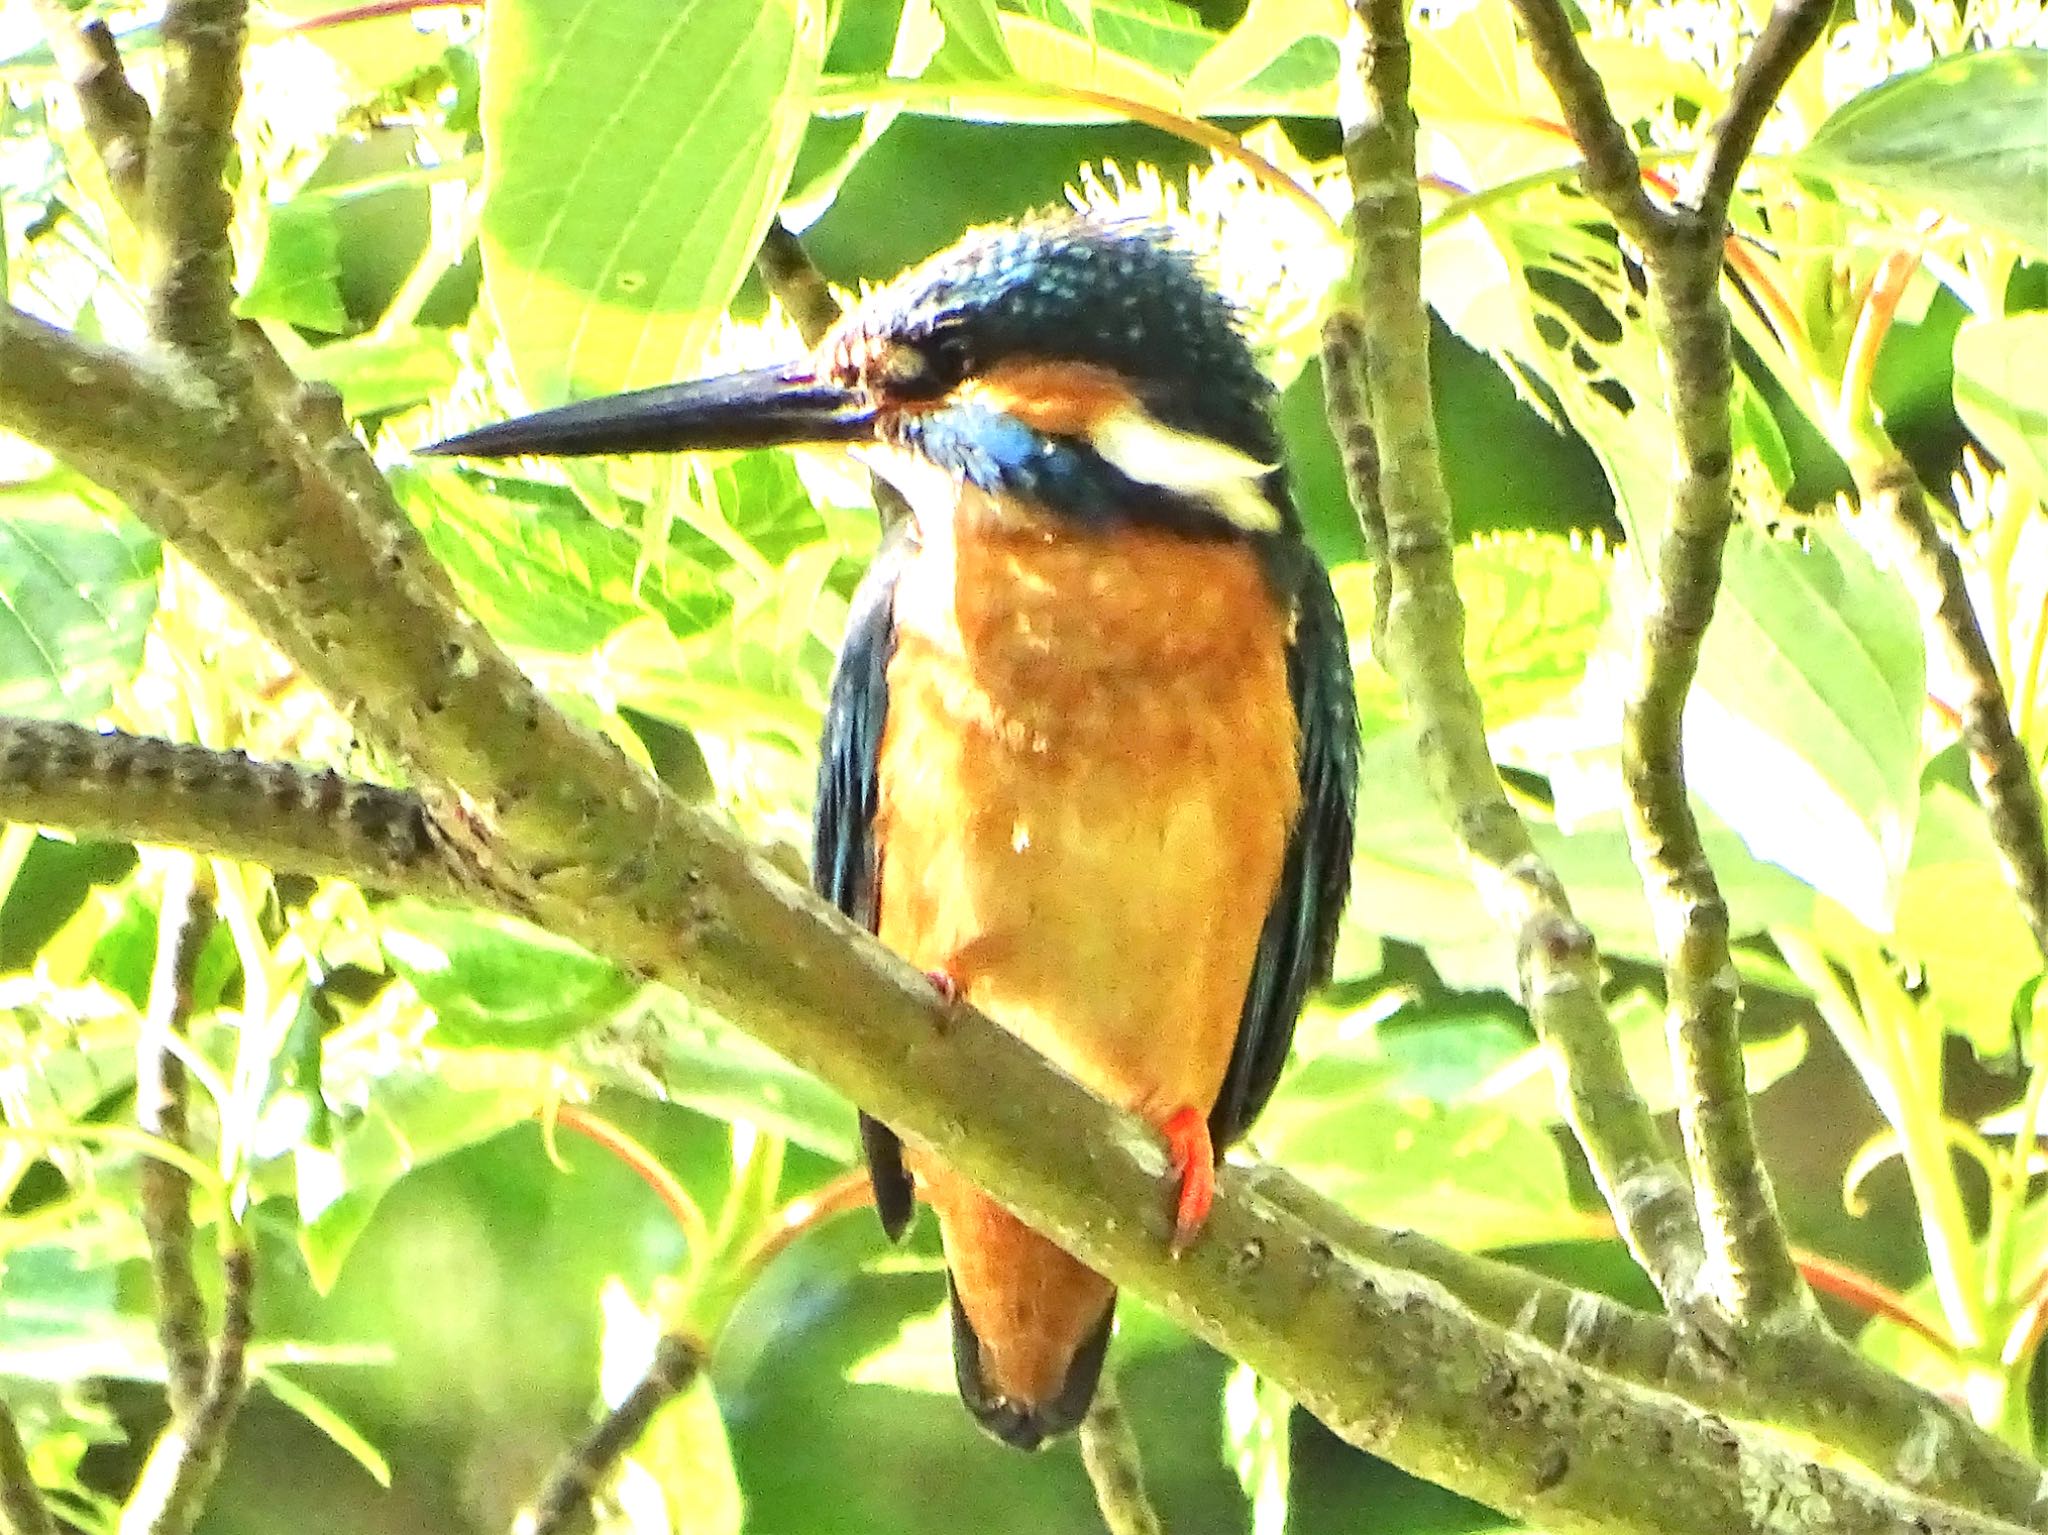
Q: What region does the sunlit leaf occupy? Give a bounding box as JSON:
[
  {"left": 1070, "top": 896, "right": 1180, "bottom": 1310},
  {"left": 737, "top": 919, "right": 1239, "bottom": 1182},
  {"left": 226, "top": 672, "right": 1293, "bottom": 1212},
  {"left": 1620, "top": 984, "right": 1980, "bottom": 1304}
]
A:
[
  {"left": 257, "top": 1369, "right": 394, "bottom": 1488},
  {"left": 480, "top": 0, "right": 830, "bottom": 401},
  {"left": 1894, "top": 767, "right": 2043, "bottom": 1058},
  {"left": 1955, "top": 313, "right": 2048, "bottom": 496},
  {"left": 932, "top": 0, "right": 1013, "bottom": 76},
  {"left": 236, "top": 195, "right": 348, "bottom": 333},
  {"left": 381, "top": 902, "right": 636, "bottom": 1049},
  {"left": 1223, "top": 1364, "right": 1293, "bottom": 1535},
  {"left": 0, "top": 486, "right": 160, "bottom": 722},
  {"left": 594, "top": 1280, "right": 744, "bottom": 1535},
  {"left": 1796, "top": 47, "right": 2048, "bottom": 256},
  {"left": 1252, "top": 1056, "right": 1585, "bottom": 1250},
  {"left": 1685, "top": 523, "right": 1925, "bottom": 932}
]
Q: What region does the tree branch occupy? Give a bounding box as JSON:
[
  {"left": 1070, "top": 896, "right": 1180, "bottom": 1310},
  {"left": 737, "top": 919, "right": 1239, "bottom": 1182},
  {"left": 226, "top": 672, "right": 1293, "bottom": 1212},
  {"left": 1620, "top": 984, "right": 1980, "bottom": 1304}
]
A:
[
  {"left": 1852, "top": 457, "right": 2048, "bottom": 968},
  {"left": 1688, "top": 0, "right": 1835, "bottom": 217},
  {"left": 1080, "top": 1375, "right": 1165, "bottom": 1535},
  {"left": 136, "top": 860, "right": 214, "bottom": 1423},
  {"left": 0, "top": 719, "right": 477, "bottom": 903},
  {"left": 31, "top": 0, "right": 151, "bottom": 215},
  {"left": 122, "top": 1238, "right": 254, "bottom": 1535},
  {"left": 0, "top": 1398, "right": 56, "bottom": 1535},
  {"left": 1499, "top": 0, "right": 1655, "bottom": 238},
  {"left": 144, "top": 0, "right": 247, "bottom": 355},
  {"left": 1329, "top": 0, "right": 1707, "bottom": 1317},
  {"left": 520, "top": 1331, "right": 704, "bottom": 1535},
  {"left": 11, "top": 714, "right": 2048, "bottom": 1528},
  {"left": 1504, "top": 0, "right": 1814, "bottom": 1332}
]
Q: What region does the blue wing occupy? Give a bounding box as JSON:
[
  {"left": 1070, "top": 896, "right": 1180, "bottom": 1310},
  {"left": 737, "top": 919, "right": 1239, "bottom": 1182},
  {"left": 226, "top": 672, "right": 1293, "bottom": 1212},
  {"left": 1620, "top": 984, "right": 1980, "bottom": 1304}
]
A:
[
  {"left": 813, "top": 528, "right": 915, "bottom": 1240},
  {"left": 1210, "top": 541, "right": 1359, "bottom": 1147}
]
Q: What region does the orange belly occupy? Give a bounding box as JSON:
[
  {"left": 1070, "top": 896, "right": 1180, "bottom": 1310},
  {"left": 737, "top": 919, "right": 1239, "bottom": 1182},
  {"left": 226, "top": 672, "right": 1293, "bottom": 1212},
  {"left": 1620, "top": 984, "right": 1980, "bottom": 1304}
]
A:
[{"left": 874, "top": 508, "right": 1299, "bottom": 1410}]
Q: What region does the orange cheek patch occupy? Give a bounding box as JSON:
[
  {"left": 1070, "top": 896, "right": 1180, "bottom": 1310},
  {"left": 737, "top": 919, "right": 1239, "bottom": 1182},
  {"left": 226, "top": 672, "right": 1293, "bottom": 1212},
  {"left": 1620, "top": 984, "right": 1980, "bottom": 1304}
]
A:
[{"left": 964, "top": 359, "right": 1139, "bottom": 436}]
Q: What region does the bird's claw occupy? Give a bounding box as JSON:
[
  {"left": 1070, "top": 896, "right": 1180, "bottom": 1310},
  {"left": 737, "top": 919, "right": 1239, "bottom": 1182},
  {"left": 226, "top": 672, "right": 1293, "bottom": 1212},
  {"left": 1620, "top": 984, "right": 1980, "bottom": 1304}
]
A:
[{"left": 1161, "top": 1104, "right": 1214, "bottom": 1257}]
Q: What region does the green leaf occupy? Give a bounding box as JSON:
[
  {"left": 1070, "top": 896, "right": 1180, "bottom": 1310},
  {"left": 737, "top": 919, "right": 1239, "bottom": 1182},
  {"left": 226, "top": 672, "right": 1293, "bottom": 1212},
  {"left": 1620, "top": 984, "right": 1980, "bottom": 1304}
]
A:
[
  {"left": 1222, "top": 1364, "right": 1292, "bottom": 1535},
  {"left": 1955, "top": 313, "right": 2048, "bottom": 497},
  {"left": 0, "top": 485, "right": 160, "bottom": 721},
  {"left": 479, "top": 0, "right": 830, "bottom": 402},
  {"left": 380, "top": 901, "right": 637, "bottom": 1049},
  {"left": 1337, "top": 533, "right": 1612, "bottom": 742},
  {"left": 257, "top": 1369, "right": 393, "bottom": 1488},
  {"left": 235, "top": 195, "right": 348, "bottom": 333},
  {"left": 1894, "top": 764, "right": 2043, "bottom": 1057},
  {"left": 1797, "top": 47, "right": 2048, "bottom": 256},
  {"left": 300, "top": 326, "right": 461, "bottom": 418},
  {"left": 932, "top": 0, "right": 1013, "bottom": 75},
  {"left": 1252, "top": 1056, "right": 1584, "bottom": 1249},
  {"left": 1182, "top": 0, "right": 1338, "bottom": 109},
  {"left": 845, "top": 1302, "right": 955, "bottom": 1393},
  {"left": 1686, "top": 522, "right": 1925, "bottom": 932},
  {"left": 583, "top": 992, "right": 857, "bottom": 1161},
  {"left": 1346, "top": 729, "right": 1817, "bottom": 989}
]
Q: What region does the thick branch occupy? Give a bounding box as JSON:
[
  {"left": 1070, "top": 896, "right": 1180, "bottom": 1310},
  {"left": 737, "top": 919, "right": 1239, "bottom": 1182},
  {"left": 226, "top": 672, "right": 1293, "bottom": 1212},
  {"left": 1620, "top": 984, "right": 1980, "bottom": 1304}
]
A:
[
  {"left": 144, "top": 0, "right": 247, "bottom": 355},
  {"left": 1689, "top": 0, "right": 1835, "bottom": 217},
  {"left": 13, "top": 717, "right": 2048, "bottom": 1529},
  {"left": 0, "top": 719, "right": 476, "bottom": 903},
  {"left": 1853, "top": 458, "right": 2048, "bottom": 966},
  {"left": 136, "top": 861, "right": 213, "bottom": 1422},
  {"left": 1330, "top": 1, "right": 1706, "bottom": 1315},
  {"left": 522, "top": 1332, "right": 703, "bottom": 1535}
]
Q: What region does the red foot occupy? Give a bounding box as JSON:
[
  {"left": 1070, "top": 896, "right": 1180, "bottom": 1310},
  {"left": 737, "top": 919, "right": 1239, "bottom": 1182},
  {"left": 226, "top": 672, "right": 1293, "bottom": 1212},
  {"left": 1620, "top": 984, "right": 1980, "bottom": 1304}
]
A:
[
  {"left": 923, "top": 968, "right": 962, "bottom": 1006},
  {"left": 1161, "top": 1105, "right": 1215, "bottom": 1257}
]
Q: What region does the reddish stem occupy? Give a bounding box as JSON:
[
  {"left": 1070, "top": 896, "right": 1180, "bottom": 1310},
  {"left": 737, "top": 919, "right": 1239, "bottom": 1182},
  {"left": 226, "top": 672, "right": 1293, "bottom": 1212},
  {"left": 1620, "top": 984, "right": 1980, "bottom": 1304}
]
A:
[{"left": 289, "top": 0, "right": 473, "bottom": 32}]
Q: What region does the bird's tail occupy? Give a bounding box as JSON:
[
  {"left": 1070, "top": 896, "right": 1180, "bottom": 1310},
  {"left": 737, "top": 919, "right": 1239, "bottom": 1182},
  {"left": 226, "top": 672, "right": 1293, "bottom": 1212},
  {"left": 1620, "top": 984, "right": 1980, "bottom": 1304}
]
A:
[{"left": 921, "top": 1160, "right": 1116, "bottom": 1451}]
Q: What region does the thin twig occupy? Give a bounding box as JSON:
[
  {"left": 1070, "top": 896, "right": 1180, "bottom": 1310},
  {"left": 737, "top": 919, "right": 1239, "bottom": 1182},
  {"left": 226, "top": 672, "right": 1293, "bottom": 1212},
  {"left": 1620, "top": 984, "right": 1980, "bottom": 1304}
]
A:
[
  {"left": 122, "top": 1238, "right": 255, "bottom": 1535},
  {"left": 1508, "top": 0, "right": 1815, "bottom": 1329},
  {"left": 136, "top": 859, "right": 215, "bottom": 1423},
  {"left": 1688, "top": 0, "right": 1835, "bottom": 217},
  {"left": 0, "top": 1398, "right": 57, "bottom": 1535},
  {"left": 31, "top": 0, "right": 151, "bottom": 214},
  {"left": 520, "top": 1332, "right": 704, "bottom": 1535},
  {"left": 0, "top": 718, "right": 479, "bottom": 903},
  {"left": 1331, "top": 0, "right": 1707, "bottom": 1315},
  {"left": 1854, "top": 460, "right": 2048, "bottom": 966},
  {"left": 1079, "top": 1374, "right": 1165, "bottom": 1535},
  {"left": 144, "top": 0, "right": 248, "bottom": 355},
  {"left": 1499, "top": 0, "right": 1655, "bottom": 237}
]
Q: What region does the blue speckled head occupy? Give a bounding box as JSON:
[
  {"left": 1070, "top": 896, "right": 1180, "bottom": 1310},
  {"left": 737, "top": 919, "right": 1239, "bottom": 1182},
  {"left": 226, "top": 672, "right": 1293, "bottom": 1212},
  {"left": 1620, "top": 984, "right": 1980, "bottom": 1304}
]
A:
[{"left": 851, "top": 219, "right": 1276, "bottom": 459}]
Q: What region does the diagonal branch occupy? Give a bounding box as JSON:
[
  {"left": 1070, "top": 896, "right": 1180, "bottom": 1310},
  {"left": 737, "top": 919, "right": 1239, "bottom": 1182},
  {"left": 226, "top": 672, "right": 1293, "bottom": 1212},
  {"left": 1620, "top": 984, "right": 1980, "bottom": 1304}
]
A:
[
  {"left": 1854, "top": 458, "right": 2048, "bottom": 966},
  {"left": 12, "top": 712, "right": 2048, "bottom": 1526},
  {"left": 31, "top": 0, "right": 151, "bottom": 215},
  {"left": 521, "top": 1332, "right": 704, "bottom": 1535},
  {"left": 0, "top": 1398, "right": 57, "bottom": 1535},
  {"left": 1500, "top": 0, "right": 1655, "bottom": 238},
  {"left": 1079, "top": 1375, "right": 1165, "bottom": 1535},
  {"left": 1688, "top": 0, "right": 1835, "bottom": 218},
  {"left": 1329, "top": 0, "right": 1707, "bottom": 1318}
]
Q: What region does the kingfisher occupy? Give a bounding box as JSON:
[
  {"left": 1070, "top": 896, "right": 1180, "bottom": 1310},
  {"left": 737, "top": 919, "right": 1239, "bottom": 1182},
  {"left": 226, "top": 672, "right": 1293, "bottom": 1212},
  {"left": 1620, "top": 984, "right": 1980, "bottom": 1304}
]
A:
[{"left": 424, "top": 216, "right": 1359, "bottom": 1450}]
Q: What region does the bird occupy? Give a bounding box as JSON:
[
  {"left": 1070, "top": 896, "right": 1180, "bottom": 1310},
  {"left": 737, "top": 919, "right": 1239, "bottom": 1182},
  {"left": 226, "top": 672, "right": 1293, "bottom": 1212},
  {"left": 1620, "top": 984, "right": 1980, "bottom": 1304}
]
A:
[{"left": 422, "top": 215, "right": 1359, "bottom": 1451}]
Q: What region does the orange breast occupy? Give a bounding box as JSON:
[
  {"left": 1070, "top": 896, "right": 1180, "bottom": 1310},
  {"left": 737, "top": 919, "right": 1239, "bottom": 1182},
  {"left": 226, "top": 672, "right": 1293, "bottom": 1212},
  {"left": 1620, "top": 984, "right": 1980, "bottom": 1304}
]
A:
[{"left": 874, "top": 512, "right": 1300, "bottom": 1121}]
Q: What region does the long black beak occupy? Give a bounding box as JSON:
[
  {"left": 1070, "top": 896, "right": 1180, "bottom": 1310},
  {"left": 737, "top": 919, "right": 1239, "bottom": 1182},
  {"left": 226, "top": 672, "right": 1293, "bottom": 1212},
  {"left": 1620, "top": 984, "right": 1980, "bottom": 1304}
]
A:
[{"left": 418, "top": 364, "right": 876, "bottom": 459}]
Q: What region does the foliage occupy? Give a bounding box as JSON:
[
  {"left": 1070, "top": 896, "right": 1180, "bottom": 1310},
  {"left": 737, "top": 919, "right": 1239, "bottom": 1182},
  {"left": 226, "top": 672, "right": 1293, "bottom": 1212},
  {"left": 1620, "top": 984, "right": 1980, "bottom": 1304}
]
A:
[{"left": 1, "top": 0, "right": 2046, "bottom": 1531}]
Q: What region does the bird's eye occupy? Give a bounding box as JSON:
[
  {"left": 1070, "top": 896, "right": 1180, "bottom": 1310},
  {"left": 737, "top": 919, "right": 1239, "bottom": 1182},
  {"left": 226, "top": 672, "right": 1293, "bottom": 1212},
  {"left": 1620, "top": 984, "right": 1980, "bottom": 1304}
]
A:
[{"left": 874, "top": 342, "right": 943, "bottom": 399}]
